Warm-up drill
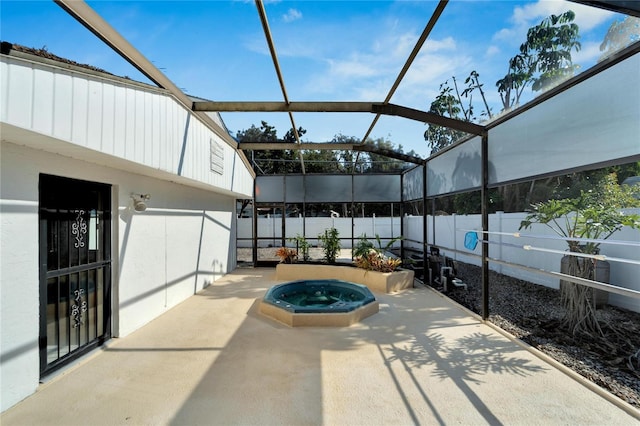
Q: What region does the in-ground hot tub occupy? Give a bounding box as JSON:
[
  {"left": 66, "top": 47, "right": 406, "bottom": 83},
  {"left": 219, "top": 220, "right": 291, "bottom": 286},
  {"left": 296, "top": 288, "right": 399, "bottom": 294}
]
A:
[{"left": 259, "top": 279, "right": 379, "bottom": 327}]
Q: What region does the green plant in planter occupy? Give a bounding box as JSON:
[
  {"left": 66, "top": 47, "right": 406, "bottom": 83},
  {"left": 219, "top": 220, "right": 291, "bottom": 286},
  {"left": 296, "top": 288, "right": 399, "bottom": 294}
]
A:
[
  {"left": 353, "top": 233, "right": 404, "bottom": 272},
  {"left": 288, "top": 234, "right": 310, "bottom": 261},
  {"left": 318, "top": 227, "right": 341, "bottom": 264},
  {"left": 520, "top": 173, "right": 640, "bottom": 336},
  {"left": 353, "top": 234, "right": 375, "bottom": 260}
]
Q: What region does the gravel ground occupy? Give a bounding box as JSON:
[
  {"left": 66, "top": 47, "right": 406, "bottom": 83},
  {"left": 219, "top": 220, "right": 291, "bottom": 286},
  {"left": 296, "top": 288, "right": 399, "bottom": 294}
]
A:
[{"left": 437, "top": 262, "right": 640, "bottom": 409}]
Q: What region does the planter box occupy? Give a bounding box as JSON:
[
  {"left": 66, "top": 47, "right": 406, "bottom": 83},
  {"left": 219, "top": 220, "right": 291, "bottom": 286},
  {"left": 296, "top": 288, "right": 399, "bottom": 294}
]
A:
[{"left": 275, "top": 263, "right": 414, "bottom": 293}]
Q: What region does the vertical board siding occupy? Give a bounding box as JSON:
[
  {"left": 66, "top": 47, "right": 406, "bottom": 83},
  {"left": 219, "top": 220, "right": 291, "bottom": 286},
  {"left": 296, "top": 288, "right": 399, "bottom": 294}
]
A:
[
  {"left": 6, "top": 60, "right": 32, "bottom": 128},
  {"left": 32, "top": 67, "right": 55, "bottom": 134},
  {"left": 133, "top": 89, "right": 145, "bottom": 164},
  {"left": 0, "top": 61, "right": 8, "bottom": 121},
  {"left": 71, "top": 76, "right": 89, "bottom": 146},
  {"left": 87, "top": 79, "right": 103, "bottom": 152},
  {"left": 52, "top": 72, "right": 73, "bottom": 140},
  {"left": 101, "top": 83, "right": 115, "bottom": 154},
  {"left": 124, "top": 87, "right": 136, "bottom": 161},
  {"left": 1, "top": 56, "right": 252, "bottom": 196}
]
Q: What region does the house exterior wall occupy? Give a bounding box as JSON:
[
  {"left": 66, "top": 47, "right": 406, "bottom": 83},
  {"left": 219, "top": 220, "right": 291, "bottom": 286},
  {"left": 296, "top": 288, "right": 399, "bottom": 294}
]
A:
[
  {"left": 0, "top": 54, "right": 253, "bottom": 198},
  {"left": 0, "top": 142, "right": 238, "bottom": 411},
  {"left": 0, "top": 53, "right": 253, "bottom": 412}
]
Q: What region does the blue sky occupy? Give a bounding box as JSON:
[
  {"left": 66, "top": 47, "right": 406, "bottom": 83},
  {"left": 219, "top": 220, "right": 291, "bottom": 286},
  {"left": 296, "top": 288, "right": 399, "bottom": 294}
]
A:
[{"left": 0, "top": 1, "right": 626, "bottom": 157}]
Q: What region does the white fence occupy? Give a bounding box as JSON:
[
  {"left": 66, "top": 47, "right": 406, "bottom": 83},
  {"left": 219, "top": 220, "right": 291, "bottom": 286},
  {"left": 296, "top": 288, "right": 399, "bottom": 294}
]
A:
[
  {"left": 404, "top": 210, "right": 640, "bottom": 313},
  {"left": 238, "top": 211, "right": 640, "bottom": 313}
]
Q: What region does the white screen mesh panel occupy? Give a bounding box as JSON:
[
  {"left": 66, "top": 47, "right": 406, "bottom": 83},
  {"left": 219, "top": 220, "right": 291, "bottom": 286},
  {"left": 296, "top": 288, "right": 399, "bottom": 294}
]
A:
[
  {"left": 489, "top": 54, "right": 640, "bottom": 185},
  {"left": 402, "top": 166, "right": 424, "bottom": 201},
  {"left": 305, "top": 175, "right": 352, "bottom": 202},
  {"left": 427, "top": 136, "right": 482, "bottom": 197},
  {"left": 353, "top": 175, "right": 401, "bottom": 202},
  {"left": 255, "top": 176, "right": 284, "bottom": 202}
]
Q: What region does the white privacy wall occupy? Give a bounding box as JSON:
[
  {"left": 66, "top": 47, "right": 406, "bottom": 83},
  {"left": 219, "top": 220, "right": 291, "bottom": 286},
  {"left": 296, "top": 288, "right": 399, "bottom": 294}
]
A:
[{"left": 404, "top": 212, "right": 640, "bottom": 313}]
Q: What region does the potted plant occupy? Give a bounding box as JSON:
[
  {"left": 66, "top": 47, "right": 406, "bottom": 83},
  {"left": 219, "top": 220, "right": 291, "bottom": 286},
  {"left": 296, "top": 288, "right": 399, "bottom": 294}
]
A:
[
  {"left": 275, "top": 247, "right": 298, "bottom": 264},
  {"left": 519, "top": 173, "right": 640, "bottom": 336}
]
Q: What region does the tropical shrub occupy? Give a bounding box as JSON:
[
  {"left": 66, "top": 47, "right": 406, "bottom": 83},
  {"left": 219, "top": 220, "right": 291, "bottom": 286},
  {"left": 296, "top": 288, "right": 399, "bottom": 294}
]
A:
[
  {"left": 275, "top": 247, "right": 298, "bottom": 264},
  {"left": 520, "top": 173, "right": 640, "bottom": 336},
  {"left": 288, "top": 234, "right": 310, "bottom": 261},
  {"left": 318, "top": 228, "right": 341, "bottom": 264},
  {"left": 352, "top": 233, "right": 404, "bottom": 272}
]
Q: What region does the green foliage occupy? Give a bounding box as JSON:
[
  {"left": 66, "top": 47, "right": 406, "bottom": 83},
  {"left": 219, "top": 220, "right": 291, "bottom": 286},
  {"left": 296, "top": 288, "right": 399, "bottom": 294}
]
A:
[
  {"left": 288, "top": 234, "right": 310, "bottom": 261},
  {"left": 352, "top": 234, "right": 403, "bottom": 272},
  {"left": 236, "top": 121, "right": 306, "bottom": 174},
  {"left": 423, "top": 80, "right": 470, "bottom": 154},
  {"left": 519, "top": 173, "right": 639, "bottom": 337},
  {"left": 318, "top": 228, "right": 341, "bottom": 264},
  {"left": 424, "top": 70, "right": 494, "bottom": 154},
  {"left": 354, "top": 251, "right": 402, "bottom": 273},
  {"left": 461, "top": 70, "right": 493, "bottom": 120},
  {"left": 520, "top": 10, "right": 581, "bottom": 92},
  {"left": 496, "top": 51, "right": 535, "bottom": 111},
  {"left": 353, "top": 234, "right": 375, "bottom": 259},
  {"left": 497, "top": 10, "right": 581, "bottom": 111},
  {"left": 236, "top": 126, "right": 413, "bottom": 174},
  {"left": 520, "top": 173, "right": 640, "bottom": 254},
  {"left": 302, "top": 150, "right": 342, "bottom": 173}
]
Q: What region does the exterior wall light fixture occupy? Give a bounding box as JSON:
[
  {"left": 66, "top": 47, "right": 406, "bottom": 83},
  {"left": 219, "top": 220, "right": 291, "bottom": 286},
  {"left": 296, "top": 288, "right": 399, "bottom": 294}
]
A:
[{"left": 131, "top": 193, "right": 151, "bottom": 212}]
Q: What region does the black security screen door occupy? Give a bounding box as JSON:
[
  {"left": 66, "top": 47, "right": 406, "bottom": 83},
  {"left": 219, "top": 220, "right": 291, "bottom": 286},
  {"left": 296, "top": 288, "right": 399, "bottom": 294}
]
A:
[{"left": 39, "top": 174, "right": 112, "bottom": 375}]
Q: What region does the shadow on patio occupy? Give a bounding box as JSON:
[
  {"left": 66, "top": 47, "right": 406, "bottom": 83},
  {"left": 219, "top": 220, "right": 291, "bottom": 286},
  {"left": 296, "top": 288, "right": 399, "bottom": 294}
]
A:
[{"left": 2, "top": 268, "right": 637, "bottom": 425}]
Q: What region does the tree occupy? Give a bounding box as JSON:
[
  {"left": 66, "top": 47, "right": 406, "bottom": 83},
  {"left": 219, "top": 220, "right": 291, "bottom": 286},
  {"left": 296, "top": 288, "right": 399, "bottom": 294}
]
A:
[
  {"left": 302, "top": 149, "right": 342, "bottom": 173},
  {"left": 424, "top": 70, "right": 492, "bottom": 154},
  {"left": 331, "top": 134, "right": 367, "bottom": 173},
  {"left": 366, "top": 138, "right": 409, "bottom": 173},
  {"left": 496, "top": 53, "right": 535, "bottom": 111},
  {"left": 460, "top": 70, "right": 493, "bottom": 120},
  {"left": 236, "top": 121, "right": 304, "bottom": 174},
  {"left": 520, "top": 173, "right": 640, "bottom": 337},
  {"left": 520, "top": 10, "right": 581, "bottom": 92},
  {"left": 497, "top": 10, "right": 581, "bottom": 111},
  {"left": 423, "top": 80, "right": 468, "bottom": 153},
  {"left": 599, "top": 15, "right": 640, "bottom": 60}
]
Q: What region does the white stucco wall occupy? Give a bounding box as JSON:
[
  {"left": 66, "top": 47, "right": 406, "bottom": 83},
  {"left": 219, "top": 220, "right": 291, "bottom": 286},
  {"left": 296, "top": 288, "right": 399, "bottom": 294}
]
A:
[{"left": 0, "top": 142, "right": 237, "bottom": 411}]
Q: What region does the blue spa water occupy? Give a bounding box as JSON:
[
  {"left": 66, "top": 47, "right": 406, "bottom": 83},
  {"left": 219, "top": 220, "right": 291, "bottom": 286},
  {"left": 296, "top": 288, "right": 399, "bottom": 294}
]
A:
[{"left": 263, "top": 279, "right": 376, "bottom": 313}]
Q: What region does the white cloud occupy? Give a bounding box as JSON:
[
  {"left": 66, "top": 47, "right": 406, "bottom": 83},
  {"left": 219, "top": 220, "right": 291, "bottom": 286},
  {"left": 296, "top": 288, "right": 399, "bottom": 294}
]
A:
[
  {"left": 485, "top": 45, "right": 501, "bottom": 57},
  {"left": 327, "top": 56, "right": 378, "bottom": 79},
  {"left": 302, "top": 29, "right": 425, "bottom": 99},
  {"left": 283, "top": 8, "right": 302, "bottom": 23},
  {"left": 494, "top": 0, "right": 614, "bottom": 45},
  {"left": 395, "top": 51, "right": 473, "bottom": 104},
  {"left": 423, "top": 36, "right": 457, "bottom": 53},
  {"left": 571, "top": 40, "right": 604, "bottom": 65}
]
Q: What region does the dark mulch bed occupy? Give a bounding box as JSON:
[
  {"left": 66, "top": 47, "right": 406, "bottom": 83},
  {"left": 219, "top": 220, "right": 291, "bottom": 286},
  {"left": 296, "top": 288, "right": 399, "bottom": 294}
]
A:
[{"left": 431, "top": 263, "right": 640, "bottom": 409}]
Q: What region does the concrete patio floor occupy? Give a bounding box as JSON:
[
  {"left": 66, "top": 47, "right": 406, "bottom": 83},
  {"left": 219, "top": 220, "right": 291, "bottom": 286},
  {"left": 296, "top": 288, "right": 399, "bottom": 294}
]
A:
[{"left": 2, "top": 267, "right": 639, "bottom": 425}]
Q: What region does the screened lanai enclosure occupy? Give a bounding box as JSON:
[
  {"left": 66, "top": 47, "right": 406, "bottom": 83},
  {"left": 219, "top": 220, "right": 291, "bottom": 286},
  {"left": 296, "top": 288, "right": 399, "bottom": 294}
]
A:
[
  {"left": 2, "top": 0, "right": 640, "bottom": 414},
  {"left": 231, "top": 4, "right": 640, "bottom": 316}
]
